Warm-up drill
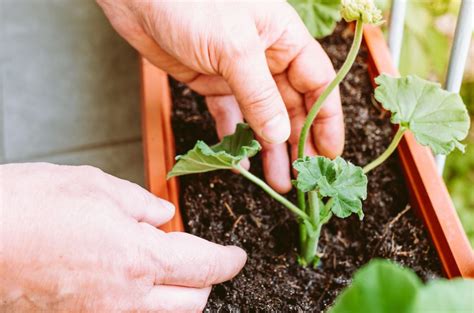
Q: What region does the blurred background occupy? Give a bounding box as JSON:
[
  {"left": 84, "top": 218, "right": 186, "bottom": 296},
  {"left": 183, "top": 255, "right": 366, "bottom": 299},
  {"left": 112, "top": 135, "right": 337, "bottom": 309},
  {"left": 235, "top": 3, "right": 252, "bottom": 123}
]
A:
[
  {"left": 1, "top": 1, "right": 472, "bottom": 244},
  {"left": 377, "top": 0, "right": 474, "bottom": 246},
  {"left": 0, "top": 0, "right": 145, "bottom": 185}
]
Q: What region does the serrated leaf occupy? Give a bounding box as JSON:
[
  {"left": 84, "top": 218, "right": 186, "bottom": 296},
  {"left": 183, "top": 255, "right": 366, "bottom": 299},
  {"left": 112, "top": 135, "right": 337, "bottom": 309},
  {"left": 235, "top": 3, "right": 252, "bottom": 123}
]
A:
[
  {"left": 167, "top": 123, "right": 261, "bottom": 178},
  {"left": 293, "top": 156, "right": 336, "bottom": 192},
  {"left": 293, "top": 156, "right": 367, "bottom": 219},
  {"left": 289, "top": 0, "right": 341, "bottom": 38},
  {"left": 374, "top": 74, "right": 470, "bottom": 154}
]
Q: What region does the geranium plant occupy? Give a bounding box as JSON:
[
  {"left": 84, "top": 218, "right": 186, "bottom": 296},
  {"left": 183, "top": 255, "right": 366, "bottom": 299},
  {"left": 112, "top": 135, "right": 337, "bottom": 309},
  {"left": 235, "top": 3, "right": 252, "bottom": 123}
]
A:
[{"left": 168, "top": 0, "right": 470, "bottom": 267}]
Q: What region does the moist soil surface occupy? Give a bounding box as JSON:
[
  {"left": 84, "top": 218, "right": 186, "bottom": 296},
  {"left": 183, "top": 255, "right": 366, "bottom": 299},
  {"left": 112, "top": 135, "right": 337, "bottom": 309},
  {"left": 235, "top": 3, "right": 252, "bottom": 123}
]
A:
[{"left": 170, "top": 23, "right": 442, "bottom": 312}]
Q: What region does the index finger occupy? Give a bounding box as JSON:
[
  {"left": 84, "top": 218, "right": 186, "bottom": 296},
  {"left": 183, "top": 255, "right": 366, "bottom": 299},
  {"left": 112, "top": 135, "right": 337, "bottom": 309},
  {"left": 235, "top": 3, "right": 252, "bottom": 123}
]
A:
[
  {"left": 287, "top": 37, "right": 344, "bottom": 158},
  {"left": 154, "top": 232, "right": 247, "bottom": 288}
]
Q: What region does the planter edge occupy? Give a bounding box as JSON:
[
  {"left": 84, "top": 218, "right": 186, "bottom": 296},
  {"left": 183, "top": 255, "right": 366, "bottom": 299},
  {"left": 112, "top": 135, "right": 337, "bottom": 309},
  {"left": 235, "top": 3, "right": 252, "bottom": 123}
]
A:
[
  {"left": 140, "top": 58, "right": 184, "bottom": 232},
  {"left": 363, "top": 25, "right": 474, "bottom": 278}
]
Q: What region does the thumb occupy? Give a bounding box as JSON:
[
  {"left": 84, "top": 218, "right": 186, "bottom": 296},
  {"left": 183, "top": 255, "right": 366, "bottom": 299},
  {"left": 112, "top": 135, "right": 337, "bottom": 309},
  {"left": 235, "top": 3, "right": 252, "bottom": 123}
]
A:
[{"left": 221, "top": 47, "right": 290, "bottom": 144}]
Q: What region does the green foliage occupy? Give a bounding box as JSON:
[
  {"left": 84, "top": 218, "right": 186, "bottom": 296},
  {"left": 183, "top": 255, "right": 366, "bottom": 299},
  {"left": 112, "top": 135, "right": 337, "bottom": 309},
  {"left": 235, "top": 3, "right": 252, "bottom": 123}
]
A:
[
  {"left": 374, "top": 74, "right": 470, "bottom": 154},
  {"left": 414, "top": 278, "right": 474, "bottom": 312},
  {"left": 168, "top": 123, "right": 261, "bottom": 178},
  {"left": 289, "top": 0, "right": 341, "bottom": 38},
  {"left": 293, "top": 156, "right": 367, "bottom": 219},
  {"left": 329, "top": 259, "right": 474, "bottom": 313}
]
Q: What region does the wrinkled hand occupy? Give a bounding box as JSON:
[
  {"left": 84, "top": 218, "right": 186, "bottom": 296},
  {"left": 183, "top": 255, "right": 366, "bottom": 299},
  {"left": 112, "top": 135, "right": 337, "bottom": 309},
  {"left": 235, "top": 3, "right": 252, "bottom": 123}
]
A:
[
  {"left": 0, "top": 163, "right": 246, "bottom": 312},
  {"left": 97, "top": 1, "right": 344, "bottom": 193}
]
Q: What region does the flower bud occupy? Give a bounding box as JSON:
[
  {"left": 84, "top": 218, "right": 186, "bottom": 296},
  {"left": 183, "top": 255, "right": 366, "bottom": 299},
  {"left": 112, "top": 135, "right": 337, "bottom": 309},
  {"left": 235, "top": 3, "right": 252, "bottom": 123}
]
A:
[{"left": 340, "top": 0, "right": 383, "bottom": 25}]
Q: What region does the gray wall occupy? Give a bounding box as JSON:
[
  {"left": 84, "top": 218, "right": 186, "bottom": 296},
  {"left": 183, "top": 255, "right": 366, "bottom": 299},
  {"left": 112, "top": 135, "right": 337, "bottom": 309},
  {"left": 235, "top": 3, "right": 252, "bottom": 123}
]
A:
[{"left": 1, "top": 0, "right": 144, "bottom": 185}]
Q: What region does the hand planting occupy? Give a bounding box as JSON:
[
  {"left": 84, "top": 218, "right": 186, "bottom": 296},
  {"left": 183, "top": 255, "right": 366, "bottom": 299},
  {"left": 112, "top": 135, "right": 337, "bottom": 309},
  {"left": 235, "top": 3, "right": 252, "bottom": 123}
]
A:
[{"left": 169, "top": 0, "right": 470, "bottom": 267}]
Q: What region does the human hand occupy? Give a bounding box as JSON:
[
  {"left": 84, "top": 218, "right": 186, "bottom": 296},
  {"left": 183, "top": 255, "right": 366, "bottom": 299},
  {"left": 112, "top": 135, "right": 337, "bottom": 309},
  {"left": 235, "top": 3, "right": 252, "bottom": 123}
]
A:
[
  {"left": 0, "top": 163, "right": 246, "bottom": 312},
  {"left": 97, "top": 1, "right": 344, "bottom": 193}
]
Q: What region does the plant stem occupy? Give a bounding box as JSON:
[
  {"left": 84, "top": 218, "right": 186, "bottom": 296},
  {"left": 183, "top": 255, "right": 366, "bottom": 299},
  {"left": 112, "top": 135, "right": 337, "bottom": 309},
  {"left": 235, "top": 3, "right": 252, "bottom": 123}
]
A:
[
  {"left": 321, "top": 198, "right": 334, "bottom": 224},
  {"left": 363, "top": 127, "right": 406, "bottom": 174},
  {"left": 235, "top": 165, "right": 309, "bottom": 221},
  {"left": 308, "top": 191, "right": 320, "bottom": 226},
  {"left": 297, "top": 187, "right": 307, "bottom": 251},
  {"left": 296, "top": 21, "right": 364, "bottom": 249},
  {"left": 297, "top": 20, "right": 364, "bottom": 160},
  {"left": 302, "top": 191, "right": 322, "bottom": 265}
]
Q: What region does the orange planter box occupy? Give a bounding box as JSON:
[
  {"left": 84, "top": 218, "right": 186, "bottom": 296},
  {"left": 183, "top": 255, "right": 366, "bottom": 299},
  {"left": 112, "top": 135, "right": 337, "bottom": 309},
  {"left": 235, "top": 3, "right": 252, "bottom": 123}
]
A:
[{"left": 140, "top": 25, "right": 474, "bottom": 278}]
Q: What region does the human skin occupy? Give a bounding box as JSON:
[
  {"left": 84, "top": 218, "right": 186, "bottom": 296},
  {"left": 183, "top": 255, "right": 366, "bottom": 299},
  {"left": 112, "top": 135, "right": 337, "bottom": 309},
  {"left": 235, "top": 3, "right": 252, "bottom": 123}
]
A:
[
  {"left": 0, "top": 163, "right": 246, "bottom": 312},
  {"left": 97, "top": 0, "right": 344, "bottom": 193}
]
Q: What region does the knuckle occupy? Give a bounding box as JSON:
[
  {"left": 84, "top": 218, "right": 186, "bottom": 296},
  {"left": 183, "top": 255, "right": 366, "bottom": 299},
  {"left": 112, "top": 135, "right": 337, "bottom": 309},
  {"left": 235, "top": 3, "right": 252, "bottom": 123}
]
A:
[
  {"left": 206, "top": 95, "right": 239, "bottom": 123},
  {"left": 124, "top": 243, "right": 153, "bottom": 282},
  {"left": 287, "top": 102, "right": 305, "bottom": 120},
  {"left": 206, "top": 97, "right": 227, "bottom": 118},
  {"left": 242, "top": 86, "right": 279, "bottom": 116}
]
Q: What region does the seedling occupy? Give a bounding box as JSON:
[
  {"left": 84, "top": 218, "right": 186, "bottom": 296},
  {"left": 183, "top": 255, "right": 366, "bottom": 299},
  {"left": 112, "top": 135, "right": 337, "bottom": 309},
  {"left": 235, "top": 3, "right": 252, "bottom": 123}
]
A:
[
  {"left": 328, "top": 259, "right": 474, "bottom": 313},
  {"left": 168, "top": 0, "right": 470, "bottom": 267}
]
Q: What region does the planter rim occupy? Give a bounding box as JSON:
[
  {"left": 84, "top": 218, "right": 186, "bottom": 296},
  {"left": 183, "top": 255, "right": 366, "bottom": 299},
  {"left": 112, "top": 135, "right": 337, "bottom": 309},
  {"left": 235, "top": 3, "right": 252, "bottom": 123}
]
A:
[{"left": 140, "top": 25, "right": 474, "bottom": 278}]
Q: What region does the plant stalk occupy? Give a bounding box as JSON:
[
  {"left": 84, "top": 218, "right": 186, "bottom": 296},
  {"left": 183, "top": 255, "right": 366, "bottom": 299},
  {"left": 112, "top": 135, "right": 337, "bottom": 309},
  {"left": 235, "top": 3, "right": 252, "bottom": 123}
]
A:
[
  {"left": 297, "top": 20, "right": 364, "bottom": 160},
  {"left": 363, "top": 127, "right": 406, "bottom": 174},
  {"left": 296, "top": 20, "right": 364, "bottom": 256},
  {"left": 235, "top": 165, "right": 309, "bottom": 221},
  {"left": 297, "top": 190, "right": 307, "bottom": 251},
  {"left": 302, "top": 191, "right": 322, "bottom": 265}
]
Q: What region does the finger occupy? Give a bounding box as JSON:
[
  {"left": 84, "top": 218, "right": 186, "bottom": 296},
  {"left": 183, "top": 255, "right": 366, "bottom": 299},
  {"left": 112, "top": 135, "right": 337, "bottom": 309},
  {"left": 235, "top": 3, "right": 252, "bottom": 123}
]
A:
[
  {"left": 306, "top": 91, "right": 345, "bottom": 158},
  {"left": 189, "top": 75, "right": 232, "bottom": 96},
  {"left": 287, "top": 38, "right": 344, "bottom": 158},
  {"left": 258, "top": 138, "right": 292, "bottom": 194},
  {"left": 273, "top": 73, "right": 318, "bottom": 177},
  {"left": 97, "top": 5, "right": 200, "bottom": 84},
  {"left": 262, "top": 5, "right": 314, "bottom": 75},
  {"left": 274, "top": 73, "right": 318, "bottom": 159},
  {"left": 105, "top": 173, "right": 175, "bottom": 226},
  {"left": 155, "top": 232, "right": 246, "bottom": 288},
  {"left": 206, "top": 95, "right": 244, "bottom": 140},
  {"left": 143, "top": 285, "right": 211, "bottom": 313},
  {"left": 206, "top": 95, "right": 250, "bottom": 171},
  {"left": 291, "top": 138, "right": 318, "bottom": 177},
  {"left": 220, "top": 43, "right": 290, "bottom": 144}
]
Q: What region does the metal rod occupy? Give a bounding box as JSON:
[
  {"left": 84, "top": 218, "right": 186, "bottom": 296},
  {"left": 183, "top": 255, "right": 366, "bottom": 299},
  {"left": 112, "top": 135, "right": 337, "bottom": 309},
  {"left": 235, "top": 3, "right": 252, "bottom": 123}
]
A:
[
  {"left": 436, "top": 0, "right": 473, "bottom": 175},
  {"left": 388, "top": 0, "right": 407, "bottom": 68}
]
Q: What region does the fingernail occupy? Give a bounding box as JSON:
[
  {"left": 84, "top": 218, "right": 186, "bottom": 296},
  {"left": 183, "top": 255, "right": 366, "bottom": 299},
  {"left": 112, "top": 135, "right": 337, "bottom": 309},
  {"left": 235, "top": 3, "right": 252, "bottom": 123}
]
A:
[{"left": 261, "top": 113, "right": 290, "bottom": 144}]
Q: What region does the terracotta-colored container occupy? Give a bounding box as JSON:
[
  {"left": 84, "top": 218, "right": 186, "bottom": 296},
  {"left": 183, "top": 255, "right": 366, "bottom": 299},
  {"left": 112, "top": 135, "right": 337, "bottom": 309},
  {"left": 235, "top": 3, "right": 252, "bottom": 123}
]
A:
[{"left": 140, "top": 25, "right": 474, "bottom": 278}]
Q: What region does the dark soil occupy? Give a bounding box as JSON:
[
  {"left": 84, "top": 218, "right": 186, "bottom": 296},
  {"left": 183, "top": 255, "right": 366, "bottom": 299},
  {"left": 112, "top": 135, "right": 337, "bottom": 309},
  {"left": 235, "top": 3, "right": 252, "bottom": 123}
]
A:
[{"left": 170, "top": 23, "right": 442, "bottom": 312}]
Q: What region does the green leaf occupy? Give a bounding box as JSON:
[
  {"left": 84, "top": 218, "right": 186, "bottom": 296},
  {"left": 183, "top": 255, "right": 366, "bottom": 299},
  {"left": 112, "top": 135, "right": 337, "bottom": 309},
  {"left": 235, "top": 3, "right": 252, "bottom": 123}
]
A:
[
  {"left": 328, "top": 260, "right": 422, "bottom": 313},
  {"left": 167, "top": 123, "right": 261, "bottom": 178},
  {"left": 293, "top": 156, "right": 336, "bottom": 192},
  {"left": 374, "top": 74, "right": 470, "bottom": 154},
  {"left": 289, "top": 0, "right": 341, "bottom": 38},
  {"left": 414, "top": 279, "right": 474, "bottom": 312},
  {"left": 329, "top": 259, "right": 474, "bottom": 313},
  {"left": 293, "top": 156, "right": 367, "bottom": 219}
]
